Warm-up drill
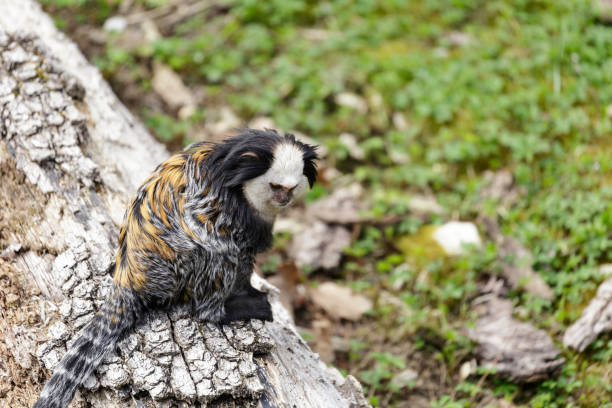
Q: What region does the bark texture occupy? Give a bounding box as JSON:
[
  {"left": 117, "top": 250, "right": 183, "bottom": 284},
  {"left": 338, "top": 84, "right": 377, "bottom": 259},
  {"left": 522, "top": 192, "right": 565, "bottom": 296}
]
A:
[
  {"left": 0, "top": 1, "right": 369, "bottom": 407},
  {"left": 564, "top": 276, "right": 612, "bottom": 352},
  {"left": 468, "top": 295, "right": 564, "bottom": 383}
]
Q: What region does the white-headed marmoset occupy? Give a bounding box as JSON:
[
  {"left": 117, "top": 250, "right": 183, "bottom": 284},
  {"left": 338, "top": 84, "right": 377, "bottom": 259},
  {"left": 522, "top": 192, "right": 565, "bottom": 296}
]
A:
[{"left": 33, "top": 129, "right": 318, "bottom": 408}]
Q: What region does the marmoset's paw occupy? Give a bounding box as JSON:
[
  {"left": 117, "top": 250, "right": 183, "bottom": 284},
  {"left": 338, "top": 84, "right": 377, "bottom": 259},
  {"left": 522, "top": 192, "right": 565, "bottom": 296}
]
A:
[{"left": 220, "top": 294, "right": 273, "bottom": 324}]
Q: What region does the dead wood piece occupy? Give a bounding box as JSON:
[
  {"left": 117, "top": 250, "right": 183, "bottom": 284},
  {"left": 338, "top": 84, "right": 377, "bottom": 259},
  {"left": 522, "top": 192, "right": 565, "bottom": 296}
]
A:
[
  {"left": 563, "top": 277, "right": 612, "bottom": 352},
  {"left": 478, "top": 171, "right": 552, "bottom": 300},
  {"left": 325, "top": 366, "right": 372, "bottom": 408},
  {"left": 468, "top": 296, "right": 564, "bottom": 383},
  {"left": 0, "top": 1, "right": 370, "bottom": 406}
]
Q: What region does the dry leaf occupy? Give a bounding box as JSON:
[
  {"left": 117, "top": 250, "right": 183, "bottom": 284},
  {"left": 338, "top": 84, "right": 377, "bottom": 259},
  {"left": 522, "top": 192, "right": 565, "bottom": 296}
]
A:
[
  {"left": 312, "top": 318, "right": 334, "bottom": 363},
  {"left": 266, "top": 275, "right": 295, "bottom": 318},
  {"left": 389, "top": 368, "right": 418, "bottom": 389},
  {"left": 152, "top": 61, "right": 196, "bottom": 116},
  {"left": 595, "top": 0, "right": 612, "bottom": 23},
  {"left": 310, "top": 282, "right": 372, "bottom": 321},
  {"left": 338, "top": 133, "right": 365, "bottom": 160},
  {"left": 306, "top": 184, "right": 367, "bottom": 224},
  {"left": 407, "top": 195, "right": 443, "bottom": 215},
  {"left": 203, "top": 106, "right": 241, "bottom": 141},
  {"left": 249, "top": 116, "right": 276, "bottom": 130},
  {"left": 290, "top": 222, "right": 352, "bottom": 270},
  {"left": 273, "top": 215, "right": 306, "bottom": 235},
  {"left": 446, "top": 31, "right": 472, "bottom": 47},
  {"left": 335, "top": 92, "right": 368, "bottom": 114}
]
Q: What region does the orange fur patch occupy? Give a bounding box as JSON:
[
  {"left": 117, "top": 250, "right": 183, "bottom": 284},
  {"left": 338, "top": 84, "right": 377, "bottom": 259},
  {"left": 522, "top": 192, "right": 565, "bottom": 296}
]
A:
[{"left": 113, "top": 145, "right": 217, "bottom": 290}]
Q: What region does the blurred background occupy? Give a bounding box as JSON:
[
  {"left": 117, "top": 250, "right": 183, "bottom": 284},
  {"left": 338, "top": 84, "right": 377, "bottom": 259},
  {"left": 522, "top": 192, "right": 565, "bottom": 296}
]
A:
[{"left": 40, "top": 1, "right": 612, "bottom": 407}]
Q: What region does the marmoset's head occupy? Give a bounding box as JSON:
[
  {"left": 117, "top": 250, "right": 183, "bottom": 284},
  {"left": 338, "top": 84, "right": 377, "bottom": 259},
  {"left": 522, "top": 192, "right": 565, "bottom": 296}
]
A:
[{"left": 213, "top": 129, "right": 318, "bottom": 221}]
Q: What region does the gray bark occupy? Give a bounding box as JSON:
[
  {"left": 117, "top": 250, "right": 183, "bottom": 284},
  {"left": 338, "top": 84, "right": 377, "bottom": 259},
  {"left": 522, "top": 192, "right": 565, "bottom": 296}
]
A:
[
  {"left": 564, "top": 276, "right": 612, "bottom": 352},
  {"left": 0, "top": 1, "right": 369, "bottom": 407},
  {"left": 468, "top": 294, "right": 564, "bottom": 383},
  {"left": 464, "top": 171, "right": 561, "bottom": 382}
]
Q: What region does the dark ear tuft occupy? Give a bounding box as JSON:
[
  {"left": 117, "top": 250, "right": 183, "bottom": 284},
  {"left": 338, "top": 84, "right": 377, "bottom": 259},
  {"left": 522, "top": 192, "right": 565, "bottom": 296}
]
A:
[
  {"left": 303, "top": 148, "right": 318, "bottom": 188},
  {"left": 284, "top": 133, "right": 319, "bottom": 188}
]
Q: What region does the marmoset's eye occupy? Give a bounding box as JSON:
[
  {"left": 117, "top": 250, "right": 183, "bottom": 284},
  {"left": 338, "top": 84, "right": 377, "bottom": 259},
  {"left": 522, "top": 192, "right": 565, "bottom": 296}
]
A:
[
  {"left": 269, "top": 182, "right": 283, "bottom": 191},
  {"left": 269, "top": 182, "right": 297, "bottom": 191}
]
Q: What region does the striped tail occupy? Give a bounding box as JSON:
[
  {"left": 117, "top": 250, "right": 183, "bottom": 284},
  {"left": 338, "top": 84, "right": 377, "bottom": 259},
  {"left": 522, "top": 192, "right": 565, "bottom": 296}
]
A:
[{"left": 33, "top": 288, "right": 140, "bottom": 408}]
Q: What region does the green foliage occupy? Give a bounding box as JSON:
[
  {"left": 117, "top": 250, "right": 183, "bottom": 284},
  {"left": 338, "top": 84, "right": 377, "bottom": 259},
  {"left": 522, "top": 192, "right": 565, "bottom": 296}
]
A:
[
  {"left": 259, "top": 254, "right": 282, "bottom": 275},
  {"left": 359, "top": 351, "right": 406, "bottom": 392},
  {"left": 40, "top": 0, "right": 88, "bottom": 6},
  {"left": 143, "top": 112, "right": 190, "bottom": 143},
  {"left": 431, "top": 395, "right": 469, "bottom": 408}
]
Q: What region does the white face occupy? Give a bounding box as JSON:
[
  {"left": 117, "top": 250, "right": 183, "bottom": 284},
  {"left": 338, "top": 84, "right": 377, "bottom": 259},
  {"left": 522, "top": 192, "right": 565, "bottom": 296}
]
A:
[{"left": 243, "top": 142, "right": 309, "bottom": 221}]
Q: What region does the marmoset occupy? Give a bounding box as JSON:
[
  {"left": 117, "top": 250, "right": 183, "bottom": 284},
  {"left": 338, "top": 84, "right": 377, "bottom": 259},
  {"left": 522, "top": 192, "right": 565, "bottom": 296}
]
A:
[{"left": 33, "top": 129, "right": 318, "bottom": 408}]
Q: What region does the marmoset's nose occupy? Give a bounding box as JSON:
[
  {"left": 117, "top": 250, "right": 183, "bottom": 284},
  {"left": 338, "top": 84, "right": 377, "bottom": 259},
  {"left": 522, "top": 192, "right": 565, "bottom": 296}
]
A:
[{"left": 270, "top": 182, "right": 295, "bottom": 206}]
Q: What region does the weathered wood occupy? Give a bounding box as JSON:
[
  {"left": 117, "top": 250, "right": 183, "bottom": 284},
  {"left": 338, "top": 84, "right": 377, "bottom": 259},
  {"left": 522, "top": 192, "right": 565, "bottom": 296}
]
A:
[
  {"left": 564, "top": 276, "right": 612, "bottom": 352},
  {"left": 462, "top": 171, "right": 561, "bottom": 382},
  {"left": 0, "top": 1, "right": 369, "bottom": 407},
  {"left": 468, "top": 294, "right": 564, "bottom": 383},
  {"left": 478, "top": 170, "right": 553, "bottom": 300}
]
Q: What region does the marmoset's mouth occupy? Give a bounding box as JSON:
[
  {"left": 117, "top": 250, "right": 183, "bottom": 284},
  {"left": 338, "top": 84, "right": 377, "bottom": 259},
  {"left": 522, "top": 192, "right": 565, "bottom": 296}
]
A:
[{"left": 273, "top": 198, "right": 291, "bottom": 207}]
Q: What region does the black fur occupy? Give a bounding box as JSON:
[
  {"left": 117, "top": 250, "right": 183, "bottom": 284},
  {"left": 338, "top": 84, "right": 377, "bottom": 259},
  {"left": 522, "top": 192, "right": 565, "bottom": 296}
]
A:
[{"left": 33, "top": 129, "right": 318, "bottom": 408}]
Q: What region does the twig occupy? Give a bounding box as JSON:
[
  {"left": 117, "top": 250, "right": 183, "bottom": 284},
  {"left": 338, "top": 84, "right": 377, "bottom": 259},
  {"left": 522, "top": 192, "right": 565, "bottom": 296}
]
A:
[
  {"left": 125, "top": 0, "right": 193, "bottom": 25},
  {"left": 158, "top": 0, "right": 217, "bottom": 30}
]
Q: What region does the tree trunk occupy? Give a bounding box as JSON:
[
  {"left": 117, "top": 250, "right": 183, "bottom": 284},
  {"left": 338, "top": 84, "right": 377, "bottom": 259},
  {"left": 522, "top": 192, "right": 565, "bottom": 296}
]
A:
[{"left": 0, "top": 1, "right": 369, "bottom": 407}]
